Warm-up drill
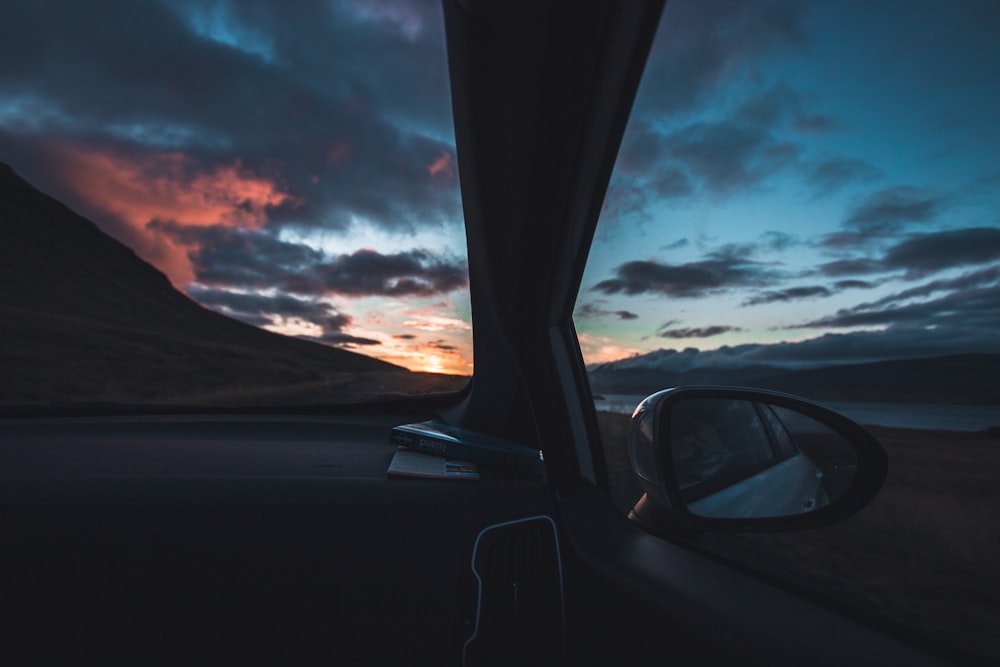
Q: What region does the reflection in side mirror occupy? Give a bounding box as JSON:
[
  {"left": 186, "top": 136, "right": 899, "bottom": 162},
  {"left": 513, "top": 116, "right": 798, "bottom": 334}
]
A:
[
  {"left": 669, "top": 398, "right": 856, "bottom": 519},
  {"left": 627, "top": 387, "right": 887, "bottom": 533}
]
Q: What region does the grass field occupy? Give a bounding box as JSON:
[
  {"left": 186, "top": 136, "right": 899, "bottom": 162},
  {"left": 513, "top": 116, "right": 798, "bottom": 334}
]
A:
[{"left": 596, "top": 410, "right": 1000, "bottom": 663}]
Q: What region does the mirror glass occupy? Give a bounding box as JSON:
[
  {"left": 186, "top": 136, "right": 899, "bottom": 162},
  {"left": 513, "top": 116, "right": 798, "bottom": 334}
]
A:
[{"left": 666, "top": 398, "right": 858, "bottom": 519}]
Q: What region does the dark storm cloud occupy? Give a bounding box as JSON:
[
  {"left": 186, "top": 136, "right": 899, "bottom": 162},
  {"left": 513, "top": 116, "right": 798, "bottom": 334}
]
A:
[
  {"left": 316, "top": 331, "right": 381, "bottom": 347},
  {"left": 760, "top": 231, "right": 797, "bottom": 252},
  {"left": 737, "top": 84, "right": 836, "bottom": 134},
  {"left": 661, "top": 120, "right": 799, "bottom": 196},
  {"left": 427, "top": 340, "right": 458, "bottom": 352},
  {"left": 807, "top": 157, "right": 881, "bottom": 197},
  {"left": 593, "top": 256, "right": 780, "bottom": 298},
  {"left": 793, "top": 113, "right": 837, "bottom": 133},
  {"left": 189, "top": 287, "right": 330, "bottom": 321},
  {"left": 0, "top": 0, "right": 461, "bottom": 234},
  {"left": 843, "top": 186, "right": 944, "bottom": 235},
  {"left": 817, "top": 257, "right": 884, "bottom": 276},
  {"left": 156, "top": 224, "right": 468, "bottom": 298},
  {"left": 154, "top": 223, "right": 321, "bottom": 288},
  {"left": 186, "top": 286, "right": 377, "bottom": 347},
  {"left": 850, "top": 266, "right": 1000, "bottom": 313},
  {"left": 816, "top": 232, "right": 872, "bottom": 250},
  {"left": 815, "top": 227, "right": 1000, "bottom": 282},
  {"left": 575, "top": 303, "right": 640, "bottom": 320},
  {"left": 307, "top": 248, "right": 467, "bottom": 297},
  {"left": 603, "top": 1, "right": 815, "bottom": 215},
  {"left": 640, "top": 0, "right": 807, "bottom": 116},
  {"left": 818, "top": 227, "right": 1000, "bottom": 289},
  {"left": 834, "top": 279, "right": 877, "bottom": 290},
  {"left": 598, "top": 134, "right": 692, "bottom": 223},
  {"left": 660, "top": 238, "right": 690, "bottom": 252},
  {"left": 882, "top": 227, "right": 1000, "bottom": 277},
  {"left": 794, "top": 283, "right": 1000, "bottom": 331},
  {"left": 658, "top": 325, "right": 741, "bottom": 339},
  {"left": 742, "top": 285, "right": 831, "bottom": 306}
]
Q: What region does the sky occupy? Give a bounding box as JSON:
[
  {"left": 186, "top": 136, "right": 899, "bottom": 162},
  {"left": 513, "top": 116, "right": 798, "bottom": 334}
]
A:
[
  {"left": 0, "top": 0, "right": 471, "bottom": 374},
  {"left": 575, "top": 0, "right": 1000, "bottom": 370},
  {"left": 1, "top": 1, "right": 999, "bottom": 376}
]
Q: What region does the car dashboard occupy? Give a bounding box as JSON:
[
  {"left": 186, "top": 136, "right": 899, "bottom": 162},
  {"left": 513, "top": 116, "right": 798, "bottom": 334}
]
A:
[{"left": 0, "top": 412, "right": 562, "bottom": 663}]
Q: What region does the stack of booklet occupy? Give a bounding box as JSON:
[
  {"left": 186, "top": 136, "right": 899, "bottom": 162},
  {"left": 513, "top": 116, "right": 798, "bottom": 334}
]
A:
[{"left": 386, "top": 419, "right": 542, "bottom": 480}]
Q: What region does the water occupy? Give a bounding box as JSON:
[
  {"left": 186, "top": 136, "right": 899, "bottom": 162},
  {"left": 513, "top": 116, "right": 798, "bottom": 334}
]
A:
[{"left": 594, "top": 393, "right": 1000, "bottom": 432}]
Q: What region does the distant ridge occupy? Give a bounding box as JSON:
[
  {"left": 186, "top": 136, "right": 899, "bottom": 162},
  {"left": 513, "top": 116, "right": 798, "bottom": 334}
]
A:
[
  {"left": 588, "top": 351, "right": 1000, "bottom": 405},
  {"left": 0, "top": 162, "right": 460, "bottom": 405}
]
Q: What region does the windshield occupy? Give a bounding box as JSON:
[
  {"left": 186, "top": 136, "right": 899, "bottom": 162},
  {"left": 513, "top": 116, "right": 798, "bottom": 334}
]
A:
[{"left": 0, "top": 0, "right": 472, "bottom": 407}]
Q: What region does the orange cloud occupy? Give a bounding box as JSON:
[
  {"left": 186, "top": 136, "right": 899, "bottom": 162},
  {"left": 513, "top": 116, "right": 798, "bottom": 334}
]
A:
[
  {"left": 427, "top": 151, "right": 453, "bottom": 178},
  {"left": 576, "top": 332, "right": 641, "bottom": 365},
  {"left": 54, "top": 144, "right": 294, "bottom": 287}
]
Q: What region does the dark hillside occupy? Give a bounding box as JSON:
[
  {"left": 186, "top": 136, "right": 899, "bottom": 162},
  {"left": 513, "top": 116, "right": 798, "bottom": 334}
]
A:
[{"left": 0, "top": 163, "right": 463, "bottom": 405}]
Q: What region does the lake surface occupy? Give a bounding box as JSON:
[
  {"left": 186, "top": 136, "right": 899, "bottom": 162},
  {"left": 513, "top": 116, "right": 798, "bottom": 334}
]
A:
[{"left": 594, "top": 393, "right": 1000, "bottom": 432}]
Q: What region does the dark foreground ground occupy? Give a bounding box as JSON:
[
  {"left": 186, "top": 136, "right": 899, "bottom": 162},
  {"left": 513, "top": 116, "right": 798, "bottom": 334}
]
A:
[{"left": 596, "top": 411, "right": 1000, "bottom": 664}]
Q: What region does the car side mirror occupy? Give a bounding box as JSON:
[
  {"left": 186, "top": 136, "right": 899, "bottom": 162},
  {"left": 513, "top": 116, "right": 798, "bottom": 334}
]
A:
[{"left": 627, "top": 387, "right": 888, "bottom": 533}]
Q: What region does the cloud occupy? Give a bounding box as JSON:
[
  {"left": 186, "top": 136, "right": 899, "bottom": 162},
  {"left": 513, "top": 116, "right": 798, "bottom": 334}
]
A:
[
  {"left": 793, "top": 113, "right": 837, "bottom": 133},
  {"left": 834, "top": 279, "right": 877, "bottom": 290},
  {"left": 603, "top": 327, "right": 1000, "bottom": 373},
  {"left": 661, "top": 120, "right": 798, "bottom": 195},
  {"left": 848, "top": 266, "right": 1000, "bottom": 313},
  {"left": 816, "top": 232, "right": 874, "bottom": 250},
  {"left": 793, "top": 282, "right": 1000, "bottom": 331},
  {"left": 308, "top": 248, "right": 467, "bottom": 297},
  {"left": 816, "top": 226, "right": 1000, "bottom": 280},
  {"left": 660, "top": 238, "right": 690, "bottom": 252},
  {"left": 155, "top": 223, "right": 320, "bottom": 289},
  {"left": 639, "top": 0, "right": 807, "bottom": 117},
  {"left": 882, "top": 227, "right": 1000, "bottom": 277},
  {"left": 154, "top": 224, "right": 468, "bottom": 299},
  {"left": 35, "top": 145, "right": 295, "bottom": 286},
  {"left": 186, "top": 286, "right": 379, "bottom": 347},
  {"left": 658, "top": 325, "right": 742, "bottom": 339},
  {"left": 0, "top": 0, "right": 464, "bottom": 249},
  {"left": 737, "top": 83, "right": 836, "bottom": 134},
  {"left": 575, "top": 302, "right": 640, "bottom": 320},
  {"left": 593, "top": 255, "right": 780, "bottom": 298},
  {"left": 843, "top": 186, "right": 944, "bottom": 235},
  {"left": 603, "top": 3, "right": 816, "bottom": 219},
  {"left": 742, "top": 285, "right": 831, "bottom": 306},
  {"left": 316, "top": 331, "right": 382, "bottom": 347},
  {"left": 760, "top": 231, "right": 797, "bottom": 251},
  {"left": 806, "top": 157, "right": 880, "bottom": 196},
  {"left": 598, "top": 142, "right": 692, "bottom": 224},
  {"left": 815, "top": 257, "right": 872, "bottom": 277}
]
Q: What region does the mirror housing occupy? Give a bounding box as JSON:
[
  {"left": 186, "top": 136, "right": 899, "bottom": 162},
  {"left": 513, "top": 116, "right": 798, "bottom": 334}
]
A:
[{"left": 627, "top": 387, "right": 888, "bottom": 533}]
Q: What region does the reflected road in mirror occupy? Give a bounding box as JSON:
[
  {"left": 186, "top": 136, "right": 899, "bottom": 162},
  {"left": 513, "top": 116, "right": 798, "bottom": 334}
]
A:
[{"left": 667, "top": 398, "right": 858, "bottom": 519}]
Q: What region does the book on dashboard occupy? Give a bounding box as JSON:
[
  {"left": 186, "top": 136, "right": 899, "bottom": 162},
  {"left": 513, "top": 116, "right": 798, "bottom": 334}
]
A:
[
  {"left": 386, "top": 447, "right": 480, "bottom": 481},
  {"left": 389, "top": 419, "right": 542, "bottom": 471}
]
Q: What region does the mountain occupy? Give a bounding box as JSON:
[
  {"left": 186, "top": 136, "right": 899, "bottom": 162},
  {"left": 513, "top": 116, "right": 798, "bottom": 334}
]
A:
[
  {"left": 589, "top": 348, "right": 1000, "bottom": 405},
  {"left": 0, "top": 162, "right": 463, "bottom": 405}
]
